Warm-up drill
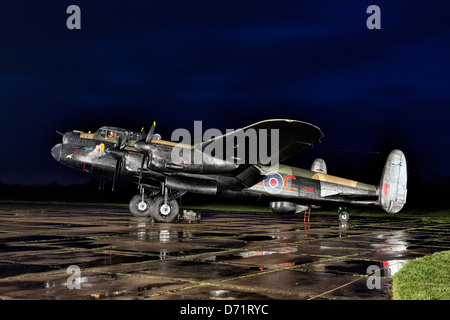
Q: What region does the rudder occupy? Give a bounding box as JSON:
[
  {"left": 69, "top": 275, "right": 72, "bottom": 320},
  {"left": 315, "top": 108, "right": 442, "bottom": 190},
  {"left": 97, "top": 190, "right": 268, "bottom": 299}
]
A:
[{"left": 379, "top": 149, "right": 408, "bottom": 213}]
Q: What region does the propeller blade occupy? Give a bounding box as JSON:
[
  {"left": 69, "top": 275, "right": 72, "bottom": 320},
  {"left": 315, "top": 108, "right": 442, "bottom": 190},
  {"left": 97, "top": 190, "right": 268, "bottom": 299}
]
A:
[
  {"left": 119, "top": 134, "right": 128, "bottom": 150},
  {"left": 146, "top": 121, "right": 156, "bottom": 143},
  {"left": 141, "top": 127, "right": 147, "bottom": 141}
]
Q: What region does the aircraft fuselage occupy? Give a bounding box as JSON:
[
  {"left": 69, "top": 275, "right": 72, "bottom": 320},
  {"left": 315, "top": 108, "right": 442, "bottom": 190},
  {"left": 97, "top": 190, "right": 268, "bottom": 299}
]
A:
[{"left": 51, "top": 120, "right": 406, "bottom": 222}]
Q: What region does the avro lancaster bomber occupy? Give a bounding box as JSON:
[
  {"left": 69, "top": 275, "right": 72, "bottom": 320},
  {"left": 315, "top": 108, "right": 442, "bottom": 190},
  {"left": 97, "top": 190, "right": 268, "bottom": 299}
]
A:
[{"left": 51, "top": 119, "right": 407, "bottom": 222}]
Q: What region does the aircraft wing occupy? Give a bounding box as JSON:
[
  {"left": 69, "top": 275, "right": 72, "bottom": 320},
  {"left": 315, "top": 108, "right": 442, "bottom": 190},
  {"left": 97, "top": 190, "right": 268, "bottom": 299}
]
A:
[{"left": 198, "top": 119, "right": 323, "bottom": 165}]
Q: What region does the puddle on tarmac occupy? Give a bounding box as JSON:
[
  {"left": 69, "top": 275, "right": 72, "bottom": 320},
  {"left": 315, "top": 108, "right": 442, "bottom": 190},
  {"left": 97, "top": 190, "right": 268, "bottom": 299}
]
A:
[
  {"left": 127, "top": 221, "right": 360, "bottom": 245},
  {"left": 130, "top": 222, "right": 239, "bottom": 243},
  {"left": 83, "top": 247, "right": 225, "bottom": 268},
  {"left": 0, "top": 262, "right": 54, "bottom": 279},
  {"left": 132, "top": 230, "right": 239, "bottom": 242},
  {"left": 27, "top": 222, "right": 98, "bottom": 228},
  {"left": 0, "top": 236, "right": 111, "bottom": 255},
  {"left": 159, "top": 260, "right": 255, "bottom": 279},
  {"left": 208, "top": 289, "right": 270, "bottom": 300},
  {"left": 1, "top": 235, "right": 75, "bottom": 243},
  {"left": 239, "top": 235, "right": 279, "bottom": 242},
  {"left": 0, "top": 243, "right": 56, "bottom": 253},
  {"left": 381, "top": 260, "right": 407, "bottom": 277},
  {"left": 325, "top": 259, "right": 407, "bottom": 278},
  {"left": 326, "top": 260, "right": 379, "bottom": 275},
  {"left": 87, "top": 282, "right": 178, "bottom": 299},
  {"left": 89, "top": 253, "right": 161, "bottom": 267},
  {"left": 195, "top": 245, "right": 319, "bottom": 271},
  {"left": 0, "top": 235, "right": 108, "bottom": 250},
  {"left": 132, "top": 230, "right": 187, "bottom": 242}
]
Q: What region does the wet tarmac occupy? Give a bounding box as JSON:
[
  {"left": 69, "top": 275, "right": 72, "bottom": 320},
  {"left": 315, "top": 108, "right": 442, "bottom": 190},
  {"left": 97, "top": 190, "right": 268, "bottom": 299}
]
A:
[{"left": 0, "top": 202, "right": 449, "bottom": 300}]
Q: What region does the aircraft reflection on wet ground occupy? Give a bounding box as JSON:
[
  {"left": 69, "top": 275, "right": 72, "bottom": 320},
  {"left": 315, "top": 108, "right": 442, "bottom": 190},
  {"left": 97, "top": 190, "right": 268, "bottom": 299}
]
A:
[{"left": 0, "top": 202, "right": 449, "bottom": 300}]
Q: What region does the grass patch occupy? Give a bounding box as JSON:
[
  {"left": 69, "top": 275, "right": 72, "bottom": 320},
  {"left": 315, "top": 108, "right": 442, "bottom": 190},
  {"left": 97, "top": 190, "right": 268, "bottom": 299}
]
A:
[{"left": 392, "top": 250, "right": 450, "bottom": 300}]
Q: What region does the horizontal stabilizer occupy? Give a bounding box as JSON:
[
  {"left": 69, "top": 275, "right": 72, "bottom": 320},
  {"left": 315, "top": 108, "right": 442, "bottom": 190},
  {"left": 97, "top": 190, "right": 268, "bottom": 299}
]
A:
[{"left": 379, "top": 150, "right": 407, "bottom": 213}]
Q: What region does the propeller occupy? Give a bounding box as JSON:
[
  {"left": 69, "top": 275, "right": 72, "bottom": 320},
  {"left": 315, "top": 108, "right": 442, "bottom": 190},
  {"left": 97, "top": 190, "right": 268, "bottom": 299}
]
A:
[{"left": 135, "top": 121, "right": 156, "bottom": 153}]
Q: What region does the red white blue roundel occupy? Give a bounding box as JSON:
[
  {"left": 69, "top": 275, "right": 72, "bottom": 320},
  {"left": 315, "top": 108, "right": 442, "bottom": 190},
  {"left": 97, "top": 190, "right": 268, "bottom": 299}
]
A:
[{"left": 263, "top": 172, "right": 283, "bottom": 194}]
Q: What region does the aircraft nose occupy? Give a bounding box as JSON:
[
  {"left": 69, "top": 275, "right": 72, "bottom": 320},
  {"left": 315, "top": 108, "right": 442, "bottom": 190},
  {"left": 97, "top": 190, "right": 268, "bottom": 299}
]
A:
[{"left": 51, "top": 143, "right": 62, "bottom": 161}]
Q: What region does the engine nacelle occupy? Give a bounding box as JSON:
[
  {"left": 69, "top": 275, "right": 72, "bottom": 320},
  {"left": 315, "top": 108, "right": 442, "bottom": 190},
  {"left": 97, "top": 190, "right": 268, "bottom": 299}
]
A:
[{"left": 269, "top": 201, "right": 308, "bottom": 215}]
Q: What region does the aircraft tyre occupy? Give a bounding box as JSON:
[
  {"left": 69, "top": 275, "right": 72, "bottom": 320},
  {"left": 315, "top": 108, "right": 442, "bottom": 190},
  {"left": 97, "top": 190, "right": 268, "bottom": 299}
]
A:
[
  {"left": 149, "top": 195, "right": 179, "bottom": 223},
  {"left": 129, "top": 194, "right": 152, "bottom": 217},
  {"left": 338, "top": 211, "right": 349, "bottom": 222}
]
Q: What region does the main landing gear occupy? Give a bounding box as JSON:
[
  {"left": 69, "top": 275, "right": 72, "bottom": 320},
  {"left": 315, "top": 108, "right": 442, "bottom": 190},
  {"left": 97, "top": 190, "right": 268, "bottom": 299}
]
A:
[
  {"left": 338, "top": 207, "right": 349, "bottom": 222},
  {"left": 129, "top": 184, "right": 181, "bottom": 223}
]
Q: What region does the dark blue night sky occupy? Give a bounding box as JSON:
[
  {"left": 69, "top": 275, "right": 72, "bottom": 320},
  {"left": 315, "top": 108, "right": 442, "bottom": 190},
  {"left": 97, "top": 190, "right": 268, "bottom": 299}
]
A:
[{"left": 0, "top": 1, "right": 449, "bottom": 188}]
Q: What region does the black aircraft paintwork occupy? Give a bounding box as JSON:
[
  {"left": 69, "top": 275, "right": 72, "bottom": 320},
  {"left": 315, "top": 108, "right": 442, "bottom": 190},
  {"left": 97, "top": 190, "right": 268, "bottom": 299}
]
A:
[{"left": 51, "top": 119, "right": 408, "bottom": 222}]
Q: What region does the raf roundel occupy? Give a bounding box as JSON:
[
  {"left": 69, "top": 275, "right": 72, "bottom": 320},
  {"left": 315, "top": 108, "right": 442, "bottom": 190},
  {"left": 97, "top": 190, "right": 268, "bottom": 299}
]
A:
[{"left": 263, "top": 172, "right": 284, "bottom": 194}]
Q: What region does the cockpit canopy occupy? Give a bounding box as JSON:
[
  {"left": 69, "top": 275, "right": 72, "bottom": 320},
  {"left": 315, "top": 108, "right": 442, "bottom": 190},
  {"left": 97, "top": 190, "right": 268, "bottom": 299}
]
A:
[
  {"left": 96, "top": 126, "right": 143, "bottom": 143},
  {"left": 95, "top": 126, "right": 161, "bottom": 145}
]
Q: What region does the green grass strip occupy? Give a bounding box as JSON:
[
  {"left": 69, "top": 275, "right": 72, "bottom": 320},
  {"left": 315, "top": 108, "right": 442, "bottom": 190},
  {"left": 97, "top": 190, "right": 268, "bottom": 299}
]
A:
[{"left": 392, "top": 250, "right": 450, "bottom": 300}]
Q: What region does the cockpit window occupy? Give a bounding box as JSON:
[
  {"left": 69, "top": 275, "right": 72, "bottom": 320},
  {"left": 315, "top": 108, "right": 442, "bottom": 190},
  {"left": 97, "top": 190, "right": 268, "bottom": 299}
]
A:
[
  {"left": 105, "top": 131, "right": 112, "bottom": 140},
  {"left": 115, "top": 128, "right": 127, "bottom": 141},
  {"left": 97, "top": 127, "right": 120, "bottom": 141},
  {"left": 96, "top": 126, "right": 143, "bottom": 144},
  {"left": 98, "top": 128, "right": 108, "bottom": 139}
]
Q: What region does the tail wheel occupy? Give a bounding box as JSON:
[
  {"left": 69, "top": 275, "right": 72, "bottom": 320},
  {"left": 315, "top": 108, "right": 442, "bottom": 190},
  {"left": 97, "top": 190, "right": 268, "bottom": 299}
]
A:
[
  {"left": 149, "top": 195, "right": 179, "bottom": 223},
  {"left": 129, "top": 194, "right": 152, "bottom": 217},
  {"left": 338, "top": 211, "right": 349, "bottom": 222}
]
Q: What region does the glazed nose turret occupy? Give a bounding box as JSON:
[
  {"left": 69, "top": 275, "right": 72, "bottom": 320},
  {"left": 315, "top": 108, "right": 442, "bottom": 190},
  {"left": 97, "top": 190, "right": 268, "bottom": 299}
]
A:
[{"left": 51, "top": 143, "right": 62, "bottom": 162}]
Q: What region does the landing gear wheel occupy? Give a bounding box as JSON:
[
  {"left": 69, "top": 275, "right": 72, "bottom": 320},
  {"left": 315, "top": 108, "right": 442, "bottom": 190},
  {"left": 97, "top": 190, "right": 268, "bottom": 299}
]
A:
[
  {"left": 129, "top": 194, "right": 152, "bottom": 217},
  {"left": 338, "top": 211, "right": 349, "bottom": 222},
  {"left": 149, "top": 195, "right": 179, "bottom": 223}
]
